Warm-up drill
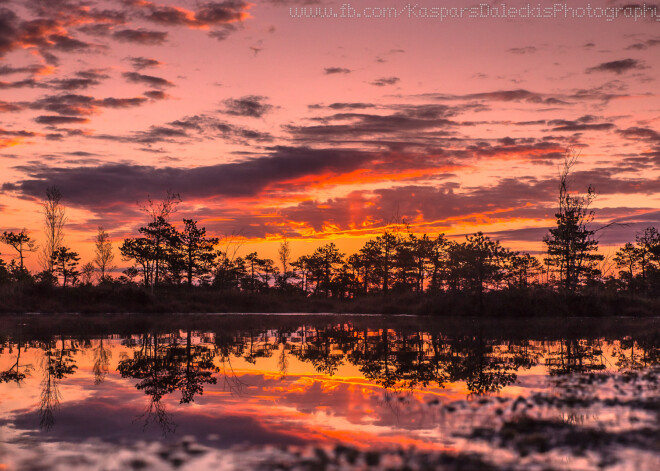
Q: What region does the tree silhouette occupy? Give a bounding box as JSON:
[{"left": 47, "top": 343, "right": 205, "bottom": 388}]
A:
[
  {"left": 177, "top": 219, "right": 218, "bottom": 286},
  {"left": 51, "top": 246, "right": 80, "bottom": 287},
  {"left": 93, "top": 226, "right": 114, "bottom": 282},
  {"left": 309, "top": 243, "right": 344, "bottom": 296},
  {"left": 1, "top": 230, "right": 38, "bottom": 273},
  {"left": 39, "top": 186, "right": 66, "bottom": 273},
  {"left": 543, "top": 150, "right": 603, "bottom": 291},
  {"left": 120, "top": 237, "right": 156, "bottom": 287},
  {"left": 447, "top": 233, "right": 508, "bottom": 305}
]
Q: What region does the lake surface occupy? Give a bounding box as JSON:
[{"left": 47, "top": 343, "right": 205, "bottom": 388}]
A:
[{"left": 0, "top": 314, "right": 658, "bottom": 470}]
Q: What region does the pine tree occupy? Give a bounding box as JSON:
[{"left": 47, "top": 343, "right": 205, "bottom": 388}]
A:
[{"left": 543, "top": 149, "right": 604, "bottom": 291}]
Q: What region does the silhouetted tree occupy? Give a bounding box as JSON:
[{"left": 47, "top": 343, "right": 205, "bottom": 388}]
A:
[
  {"left": 39, "top": 186, "right": 67, "bottom": 272},
  {"left": 93, "top": 226, "right": 114, "bottom": 282},
  {"left": 309, "top": 243, "right": 344, "bottom": 296},
  {"left": 543, "top": 150, "right": 603, "bottom": 291},
  {"left": 120, "top": 237, "right": 155, "bottom": 287},
  {"left": 242, "top": 252, "right": 275, "bottom": 292},
  {"left": 634, "top": 226, "right": 660, "bottom": 292},
  {"left": 277, "top": 239, "right": 292, "bottom": 288},
  {"left": 447, "top": 232, "right": 508, "bottom": 304},
  {"left": 504, "top": 252, "right": 542, "bottom": 289},
  {"left": 360, "top": 232, "right": 399, "bottom": 294},
  {"left": 614, "top": 242, "right": 640, "bottom": 293},
  {"left": 51, "top": 246, "right": 80, "bottom": 287},
  {"left": 1, "top": 229, "right": 37, "bottom": 272},
  {"left": 177, "top": 219, "right": 218, "bottom": 286},
  {"left": 213, "top": 251, "right": 246, "bottom": 290},
  {"left": 80, "top": 262, "right": 95, "bottom": 285}
]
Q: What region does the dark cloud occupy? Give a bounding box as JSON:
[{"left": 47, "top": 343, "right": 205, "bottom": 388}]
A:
[
  {"left": 324, "top": 67, "right": 351, "bottom": 74},
  {"left": 507, "top": 46, "right": 537, "bottom": 54},
  {"left": 48, "top": 68, "right": 110, "bottom": 90},
  {"left": 618, "top": 126, "right": 660, "bottom": 142},
  {"left": 29, "top": 93, "right": 150, "bottom": 116},
  {"left": 286, "top": 106, "right": 463, "bottom": 142},
  {"left": 420, "top": 85, "right": 632, "bottom": 106},
  {"left": 77, "top": 23, "right": 113, "bottom": 36},
  {"left": 220, "top": 96, "right": 272, "bottom": 118},
  {"left": 0, "top": 8, "right": 20, "bottom": 57},
  {"left": 551, "top": 123, "right": 615, "bottom": 132},
  {"left": 128, "top": 57, "right": 163, "bottom": 70},
  {"left": 34, "top": 115, "right": 89, "bottom": 125},
  {"left": 0, "top": 101, "right": 23, "bottom": 112},
  {"left": 0, "top": 128, "right": 37, "bottom": 138},
  {"left": 0, "top": 63, "right": 49, "bottom": 76},
  {"left": 370, "top": 76, "right": 400, "bottom": 86},
  {"left": 2, "top": 147, "right": 375, "bottom": 208},
  {"left": 208, "top": 24, "right": 237, "bottom": 41},
  {"left": 617, "top": 126, "right": 660, "bottom": 165},
  {"left": 0, "top": 78, "right": 44, "bottom": 89},
  {"left": 586, "top": 59, "right": 645, "bottom": 74},
  {"left": 625, "top": 37, "right": 660, "bottom": 50},
  {"left": 122, "top": 71, "right": 173, "bottom": 88},
  {"left": 95, "top": 113, "right": 271, "bottom": 145},
  {"left": 49, "top": 33, "right": 92, "bottom": 52},
  {"left": 121, "top": 0, "right": 251, "bottom": 38},
  {"left": 97, "top": 97, "right": 148, "bottom": 108},
  {"left": 547, "top": 116, "right": 615, "bottom": 132},
  {"left": 194, "top": 1, "right": 251, "bottom": 24},
  {"left": 113, "top": 29, "right": 167, "bottom": 45},
  {"left": 327, "top": 103, "right": 376, "bottom": 110},
  {"left": 144, "top": 90, "right": 168, "bottom": 100},
  {"left": 30, "top": 94, "right": 97, "bottom": 116},
  {"left": 143, "top": 5, "right": 198, "bottom": 26},
  {"left": 49, "top": 78, "right": 99, "bottom": 90}
]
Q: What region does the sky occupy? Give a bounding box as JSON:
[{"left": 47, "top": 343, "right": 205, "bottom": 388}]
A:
[{"left": 1, "top": 0, "right": 660, "bottom": 268}]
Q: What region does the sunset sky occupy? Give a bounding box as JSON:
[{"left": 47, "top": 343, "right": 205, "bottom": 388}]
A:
[{"left": 1, "top": 0, "right": 660, "bottom": 268}]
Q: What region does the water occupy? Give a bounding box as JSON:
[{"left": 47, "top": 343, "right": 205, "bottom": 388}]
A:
[{"left": 0, "top": 314, "right": 658, "bottom": 470}]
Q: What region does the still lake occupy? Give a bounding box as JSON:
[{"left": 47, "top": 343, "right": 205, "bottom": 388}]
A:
[{"left": 0, "top": 314, "right": 658, "bottom": 470}]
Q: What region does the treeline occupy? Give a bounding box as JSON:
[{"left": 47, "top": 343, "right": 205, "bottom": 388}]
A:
[{"left": 3, "top": 151, "right": 660, "bottom": 307}]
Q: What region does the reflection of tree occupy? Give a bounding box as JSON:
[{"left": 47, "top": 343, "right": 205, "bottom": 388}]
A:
[
  {"left": 432, "top": 333, "right": 522, "bottom": 395},
  {"left": 118, "top": 331, "right": 219, "bottom": 433},
  {"left": 214, "top": 330, "right": 247, "bottom": 395},
  {"left": 118, "top": 334, "right": 181, "bottom": 434},
  {"left": 171, "top": 330, "right": 218, "bottom": 404},
  {"left": 92, "top": 339, "right": 112, "bottom": 385},
  {"left": 242, "top": 330, "right": 274, "bottom": 364},
  {"left": 39, "top": 336, "right": 77, "bottom": 431},
  {"left": 613, "top": 333, "right": 660, "bottom": 370},
  {"left": 545, "top": 339, "right": 607, "bottom": 375},
  {"left": 350, "top": 329, "right": 417, "bottom": 390},
  {"left": 0, "top": 336, "right": 32, "bottom": 384},
  {"left": 293, "top": 325, "right": 347, "bottom": 376}
]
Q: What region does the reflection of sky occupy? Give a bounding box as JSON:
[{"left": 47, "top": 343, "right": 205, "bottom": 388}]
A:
[{"left": 0, "top": 333, "right": 639, "bottom": 459}]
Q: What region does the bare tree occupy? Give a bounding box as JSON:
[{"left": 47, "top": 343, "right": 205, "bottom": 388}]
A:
[
  {"left": 278, "top": 239, "right": 291, "bottom": 283},
  {"left": 140, "top": 190, "right": 181, "bottom": 223},
  {"left": 39, "top": 187, "right": 67, "bottom": 272},
  {"left": 80, "top": 262, "right": 96, "bottom": 285},
  {"left": 93, "top": 226, "right": 115, "bottom": 281}
]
